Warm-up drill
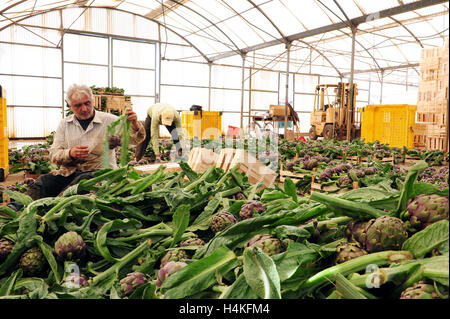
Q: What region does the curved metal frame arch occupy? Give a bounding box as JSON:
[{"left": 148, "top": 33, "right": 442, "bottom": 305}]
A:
[{"left": 0, "top": 4, "right": 212, "bottom": 62}]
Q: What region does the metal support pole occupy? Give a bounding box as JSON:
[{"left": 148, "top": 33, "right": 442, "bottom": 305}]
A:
[
  {"left": 59, "top": 9, "right": 65, "bottom": 119},
  {"left": 240, "top": 54, "right": 246, "bottom": 130},
  {"left": 347, "top": 26, "right": 357, "bottom": 141},
  {"left": 380, "top": 70, "right": 384, "bottom": 104},
  {"left": 248, "top": 65, "right": 253, "bottom": 128},
  {"left": 284, "top": 42, "right": 291, "bottom": 138},
  {"left": 208, "top": 62, "right": 212, "bottom": 111}
]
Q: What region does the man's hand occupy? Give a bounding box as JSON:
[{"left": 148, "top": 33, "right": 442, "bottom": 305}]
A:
[
  {"left": 69, "top": 145, "right": 89, "bottom": 160},
  {"left": 125, "top": 109, "right": 140, "bottom": 131}
]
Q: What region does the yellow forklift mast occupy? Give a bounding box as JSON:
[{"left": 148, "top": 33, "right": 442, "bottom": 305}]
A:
[{"left": 309, "top": 82, "right": 360, "bottom": 140}]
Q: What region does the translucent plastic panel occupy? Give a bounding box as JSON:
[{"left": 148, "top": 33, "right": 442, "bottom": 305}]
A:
[
  {"left": 90, "top": 8, "right": 108, "bottom": 34},
  {"left": 330, "top": 0, "right": 364, "bottom": 19},
  {"left": 216, "top": 15, "right": 262, "bottom": 48},
  {"left": 0, "top": 25, "right": 61, "bottom": 47},
  {"left": 62, "top": 8, "right": 86, "bottom": 31},
  {"left": 160, "top": 85, "right": 208, "bottom": 110},
  {"left": 0, "top": 44, "right": 61, "bottom": 77},
  {"left": 297, "top": 112, "right": 311, "bottom": 134},
  {"left": 7, "top": 106, "right": 62, "bottom": 138},
  {"left": 294, "top": 74, "right": 320, "bottom": 94},
  {"left": 113, "top": 39, "right": 156, "bottom": 69},
  {"left": 128, "top": 96, "right": 156, "bottom": 121},
  {"left": 21, "top": 10, "right": 61, "bottom": 28},
  {"left": 184, "top": 33, "right": 231, "bottom": 56},
  {"left": 112, "top": 67, "right": 156, "bottom": 96},
  {"left": 161, "top": 43, "right": 205, "bottom": 62},
  {"left": 250, "top": 91, "right": 278, "bottom": 109},
  {"left": 161, "top": 29, "right": 189, "bottom": 46},
  {"left": 259, "top": 0, "right": 307, "bottom": 35},
  {"left": 359, "top": 0, "right": 401, "bottom": 14},
  {"left": 135, "top": 16, "right": 159, "bottom": 40},
  {"left": 381, "top": 83, "right": 419, "bottom": 105},
  {"left": 63, "top": 34, "right": 108, "bottom": 65},
  {"left": 211, "top": 65, "right": 249, "bottom": 90},
  {"left": 0, "top": 75, "right": 62, "bottom": 107},
  {"left": 63, "top": 63, "right": 108, "bottom": 91},
  {"left": 210, "top": 89, "right": 249, "bottom": 112},
  {"left": 111, "top": 10, "right": 135, "bottom": 37},
  {"left": 293, "top": 93, "right": 315, "bottom": 112},
  {"left": 251, "top": 70, "right": 279, "bottom": 91},
  {"left": 160, "top": 60, "right": 209, "bottom": 87}
]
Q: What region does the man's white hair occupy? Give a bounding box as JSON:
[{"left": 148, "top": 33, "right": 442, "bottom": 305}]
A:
[{"left": 66, "top": 84, "right": 94, "bottom": 106}]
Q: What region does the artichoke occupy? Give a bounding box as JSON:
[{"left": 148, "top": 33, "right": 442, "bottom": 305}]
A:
[
  {"left": 179, "top": 237, "right": 206, "bottom": 247},
  {"left": 0, "top": 238, "right": 14, "bottom": 262},
  {"left": 19, "top": 247, "right": 48, "bottom": 277},
  {"left": 61, "top": 273, "right": 90, "bottom": 289},
  {"left": 401, "top": 194, "right": 449, "bottom": 232},
  {"left": 345, "top": 220, "right": 372, "bottom": 244},
  {"left": 234, "top": 193, "right": 247, "bottom": 201},
  {"left": 245, "top": 234, "right": 286, "bottom": 256},
  {"left": 364, "top": 216, "right": 408, "bottom": 253},
  {"left": 239, "top": 200, "right": 265, "bottom": 220},
  {"left": 338, "top": 175, "right": 352, "bottom": 187},
  {"left": 156, "top": 261, "right": 187, "bottom": 287},
  {"left": 335, "top": 242, "right": 368, "bottom": 264},
  {"left": 53, "top": 231, "right": 86, "bottom": 261},
  {"left": 160, "top": 249, "right": 189, "bottom": 267},
  {"left": 210, "top": 211, "right": 237, "bottom": 233},
  {"left": 120, "top": 272, "right": 148, "bottom": 297},
  {"left": 400, "top": 281, "right": 440, "bottom": 299}
]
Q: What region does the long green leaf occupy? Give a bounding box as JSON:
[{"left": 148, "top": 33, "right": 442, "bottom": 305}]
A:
[
  {"left": 243, "top": 247, "right": 281, "bottom": 299},
  {"left": 283, "top": 178, "right": 298, "bottom": 203},
  {"left": 0, "top": 269, "right": 22, "bottom": 296},
  {"left": 219, "top": 273, "right": 259, "bottom": 299},
  {"left": 395, "top": 160, "right": 428, "bottom": 215},
  {"left": 170, "top": 204, "right": 190, "bottom": 248},
  {"left": 402, "top": 220, "right": 449, "bottom": 258},
  {"left": 34, "top": 235, "right": 62, "bottom": 283},
  {"left": 162, "top": 246, "right": 238, "bottom": 299},
  {"left": 2, "top": 190, "right": 33, "bottom": 207}
]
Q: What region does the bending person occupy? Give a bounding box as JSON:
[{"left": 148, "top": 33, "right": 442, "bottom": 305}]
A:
[{"left": 135, "top": 103, "right": 183, "bottom": 162}]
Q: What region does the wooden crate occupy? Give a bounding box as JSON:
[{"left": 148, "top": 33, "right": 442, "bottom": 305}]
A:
[
  {"left": 187, "top": 147, "right": 219, "bottom": 173},
  {"left": 216, "top": 148, "right": 277, "bottom": 189},
  {"left": 279, "top": 164, "right": 308, "bottom": 183},
  {"left": 93, "top": 94, "right": 127, "bottom": 114},
  {"left": 134, "top": 162, "right": 182, "bottom": 174},
  {"left": 310, "top": 175, "right": 358, "bottom": 194}
]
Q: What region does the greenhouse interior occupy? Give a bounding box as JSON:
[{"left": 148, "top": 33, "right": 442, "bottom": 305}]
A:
[{"left": 0, "top": 0, "right": 449, "bottom": 301}]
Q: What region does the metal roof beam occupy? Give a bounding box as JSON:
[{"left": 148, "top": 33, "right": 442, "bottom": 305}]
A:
[
  {"left": 209, "top": 0, "right": 448, "bottom": 61},
  {"left": 342, "top": 63, "right": 420, "bottom": 75},
  {"left": 145, "top": 0, "right": 190, "bottom": 20}
]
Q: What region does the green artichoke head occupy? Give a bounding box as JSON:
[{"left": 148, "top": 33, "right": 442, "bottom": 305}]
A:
[
  {"left": 210, "top": 211, "right": 237, "bottom": 233},
  {"left": 364, "top": 216, "right": 408, "bottom": 253},
  {"left": 160, "top": 249, "right": 189, "bottom": 267},
  {"left": 120, "top": 272, "right": 148, "bottom": 297},
  {"left": 19, "top": 247, "right": 48, "bottom": 277},
  {"left": 402, "top": 194, "right": 449, "bottom": 232},
  {"left": 0, "top": 238, "right": 14, "bottom": 263},
  {"left": 53, "top": 231, "right": 86, "bottom": 262},
  {"left": 245, "top": 234, "right": 286, "bottom": 256},
  {"left": 179, "top": 237, "right": 206, "bottom": 247},
  {"left": 400, "top": 281, "right": 441, "bottom": 299},
  {"left": 335, "top": 242, "right": 368, "bottom": 264}
]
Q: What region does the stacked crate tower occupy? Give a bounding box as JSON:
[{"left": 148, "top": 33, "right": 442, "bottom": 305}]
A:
[{"left": 414, "top": 39, "right": 449, "bottom": 150}]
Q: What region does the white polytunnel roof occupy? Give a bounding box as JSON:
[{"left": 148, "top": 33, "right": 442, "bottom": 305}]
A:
[{"left": 0, "top": 0, "right": 448, "bottom": 78}]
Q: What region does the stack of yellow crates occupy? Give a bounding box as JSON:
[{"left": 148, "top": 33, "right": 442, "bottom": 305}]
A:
[
  {"left": 0, "top": 86, "right": 8, "bottom": 181},
  {"left": 181, "top": 110, "right": 222, "bottom": 140}
]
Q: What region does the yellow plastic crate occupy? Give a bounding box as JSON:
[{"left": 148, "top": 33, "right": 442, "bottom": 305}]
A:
[
  {"left": 182, "top": 110, "right": 222, "bottom": 140},
  {"left": 360, "top": 104, "right": 416, "bottom": 149},
  {"left": 0, "top": 89, "right": 9, "bottom": 181}
]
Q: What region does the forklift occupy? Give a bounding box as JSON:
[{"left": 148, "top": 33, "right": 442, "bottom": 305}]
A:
[{"left": 309, "top": 82, "right": 361, "bottom": 140}]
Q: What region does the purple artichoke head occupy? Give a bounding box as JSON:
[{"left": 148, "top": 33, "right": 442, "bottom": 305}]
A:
[
  {"left": 245, "top": 234, "right": 286, "bottom": 256},
  {"left": 156, "top": 261, "right": 187, "bottom": 287},
  {"left": 0, "top": 238, "right": 14, "bottom": 262},
  {"left": 239, "top": 200, "right": 265, "bottom": 220},
  {"left": 53, "top": 231, "right": 86, "bottom": 261},
  {"left": 210, "top": 211, "right": 237, "bottom": 233},
  {"left": 234, "top": 193, "right": 247, "bottom": 201},
  {"left": 402, "top": 194, "right": 449, "bottom": 232},
  {"left": 335, "top": 242, "right": 368, "bottom": 264},
  {"left": 120, "top": 272, "right": 148, "bottom": 297},
  {"left": 364, "top": 216, "right": 408, "bottom": 253}
]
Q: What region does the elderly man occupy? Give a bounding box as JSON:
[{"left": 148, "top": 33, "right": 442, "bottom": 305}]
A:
[
  {"left": 26, "top": 84, "right": 145, "bottom": 200},
  {"left": 135, "top": 103, "right": 183, "bottom": 162}
]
